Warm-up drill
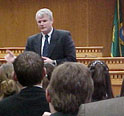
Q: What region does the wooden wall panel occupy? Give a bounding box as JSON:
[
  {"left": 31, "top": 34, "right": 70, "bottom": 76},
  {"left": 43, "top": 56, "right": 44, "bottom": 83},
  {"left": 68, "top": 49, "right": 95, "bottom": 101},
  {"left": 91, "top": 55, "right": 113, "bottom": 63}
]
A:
[{"left": 0, "top": 0, "right": 124, "bottom": 56}]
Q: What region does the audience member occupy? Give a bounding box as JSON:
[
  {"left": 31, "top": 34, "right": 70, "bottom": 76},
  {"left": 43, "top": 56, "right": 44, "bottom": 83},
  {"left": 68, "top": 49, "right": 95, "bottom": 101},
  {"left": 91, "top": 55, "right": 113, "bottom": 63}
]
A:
[
  {"left": 42, "top": 63, "right": 55, "bottom": 90},
  {"left": 88, "top": 60, "right": 114, "bottom": 101},
  {"left": 45, "top": 62, "right": 94, "bottom": 116},
  {"left": 0, "top": 63, "right": 19, "bottom": 100},
  {"left": 0, "top": 51, "right": 49, "bottom": 116}
]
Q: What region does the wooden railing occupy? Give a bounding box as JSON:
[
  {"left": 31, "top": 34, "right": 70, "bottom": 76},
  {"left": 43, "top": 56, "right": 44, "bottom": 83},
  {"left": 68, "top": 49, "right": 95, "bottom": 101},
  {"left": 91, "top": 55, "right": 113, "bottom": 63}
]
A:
[
  {"left": 110, "top": 71, "right": 124, "bottom": 96},
  {"left": 0, "top": 47, "right": 24, "bottom": 58},
  {"left": 0, "top": 46, "right": 104, "bottom": 58},
  {"left": 76, "top": 46, "right": 103, "bottom": 57},
  {"left": 0, "top": 59, "right": 7, "bottom": 65},
  {"left": 77, "top": 57, "right": 124, "bottom": 71}
]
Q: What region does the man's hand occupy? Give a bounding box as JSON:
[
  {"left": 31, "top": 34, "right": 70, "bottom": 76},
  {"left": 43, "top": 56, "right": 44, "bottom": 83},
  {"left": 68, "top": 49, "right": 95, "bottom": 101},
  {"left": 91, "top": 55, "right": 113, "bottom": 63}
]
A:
[
  {"left": 4, "top": 50, "right": 16, "bottom": 63},
  {"left": 42, "top": 57, "right": 53, "bottom": 64},
  {"left": 42, "top": 112, "right": 51, "bottom": 116}
]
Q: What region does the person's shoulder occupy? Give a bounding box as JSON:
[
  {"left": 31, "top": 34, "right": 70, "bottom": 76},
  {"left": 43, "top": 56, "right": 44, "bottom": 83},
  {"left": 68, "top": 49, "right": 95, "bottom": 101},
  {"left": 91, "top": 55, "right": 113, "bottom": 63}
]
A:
[
  {"left": 54, "top": 29, "right": 70, "bottom": 34},
  {"left": 0, "top": 94, "right": 17, "bottom": 104},
  {"left": 78, "top": 97, "right": 124, "bottom": 116},
  {"left": 28, "top": 33, "right": 41, "bottom": 39},
  {"left": 0, "top": 95, "right": 18, "bottom": 115},
  {"left": 88, "top": 96, "right": 124, "bottom": 106},
  {"left": 0, "top": 94, "right": 17, "bottom": 111}
]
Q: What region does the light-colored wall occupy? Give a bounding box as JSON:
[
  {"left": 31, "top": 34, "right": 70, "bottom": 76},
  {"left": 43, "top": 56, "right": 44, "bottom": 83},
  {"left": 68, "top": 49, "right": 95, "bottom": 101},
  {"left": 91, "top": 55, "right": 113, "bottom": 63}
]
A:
[{"left": 0, "top": 0, "right": 124, "bottom": 56}]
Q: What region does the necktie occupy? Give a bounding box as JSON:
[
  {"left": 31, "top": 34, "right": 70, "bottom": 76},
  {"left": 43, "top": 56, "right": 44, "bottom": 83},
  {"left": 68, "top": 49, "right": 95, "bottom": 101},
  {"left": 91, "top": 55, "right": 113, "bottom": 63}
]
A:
[{"left": 43, "top": 35, "right": 49, "bottom": 57}]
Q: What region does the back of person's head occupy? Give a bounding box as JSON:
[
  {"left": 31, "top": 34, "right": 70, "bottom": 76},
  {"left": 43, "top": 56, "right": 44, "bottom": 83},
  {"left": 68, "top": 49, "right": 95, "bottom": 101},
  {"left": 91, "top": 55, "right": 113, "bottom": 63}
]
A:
[
  {"left": 0, "top": 63, "right": 14, "bottom": 81},
  {"left": 47, "top": 62, "right": 94, "bottom": 114},
  {"left": 35, "top": 8, "right": 53, "bottom": 21},
  {"left": 13, "top": 51, "right": 44, "bottom": 87},
  {"left": 0, "top": 79, "right": 18, "bottom": 99},
  {"left": 88, "top": 60, "right": 114, "bottom": 101},
  {"left": 0, "top": 63, "right": 19, "bottom": 100},
  {"left": 42, "top": 63, "right": 55, "bottom": 89}
]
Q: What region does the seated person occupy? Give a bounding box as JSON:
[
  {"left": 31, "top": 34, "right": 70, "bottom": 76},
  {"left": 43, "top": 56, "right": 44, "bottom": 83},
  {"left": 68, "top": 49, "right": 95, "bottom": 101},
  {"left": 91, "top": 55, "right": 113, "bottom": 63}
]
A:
[
  {"left": 45, "top": 62, "right": 94, "bottom": 116},
  {"left": 42, "top": 63, "right": 55, "bottom": 90},
  {"left": 0, "top": 51, "right": 49, "bottom": 116},
  {"left": 88, "top": 60, "right": 114, "bottom": 101},
  {"left": 0, "top": 63, "right": 20, "bottom": 100}
]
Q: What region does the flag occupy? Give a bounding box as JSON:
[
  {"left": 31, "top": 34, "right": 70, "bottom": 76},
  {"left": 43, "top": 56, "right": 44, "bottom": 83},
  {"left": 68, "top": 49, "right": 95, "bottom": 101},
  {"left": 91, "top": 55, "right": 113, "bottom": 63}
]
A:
[{"left": 111, "top": 0, "right": 124, "bottom": 57}]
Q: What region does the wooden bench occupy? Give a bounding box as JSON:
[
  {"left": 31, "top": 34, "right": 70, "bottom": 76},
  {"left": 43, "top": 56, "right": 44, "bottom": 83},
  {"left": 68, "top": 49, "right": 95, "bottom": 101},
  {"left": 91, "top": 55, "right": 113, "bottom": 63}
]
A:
[{"left": 76, "top": 46, "right": 103, "bottom": 58}]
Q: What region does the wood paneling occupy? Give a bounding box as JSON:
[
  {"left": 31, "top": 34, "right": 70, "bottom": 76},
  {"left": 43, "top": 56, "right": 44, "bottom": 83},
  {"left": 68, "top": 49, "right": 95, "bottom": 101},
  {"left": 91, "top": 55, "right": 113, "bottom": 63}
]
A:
[{"left": 0, "top": 0, "right": 124, "bottom": 56}]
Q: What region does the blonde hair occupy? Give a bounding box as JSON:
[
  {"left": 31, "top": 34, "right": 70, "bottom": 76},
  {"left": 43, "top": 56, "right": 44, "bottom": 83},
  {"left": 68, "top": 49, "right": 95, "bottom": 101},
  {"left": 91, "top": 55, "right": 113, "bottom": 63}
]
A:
[{"left": 0, "top": 63, "right": 20, "bottom": 100}]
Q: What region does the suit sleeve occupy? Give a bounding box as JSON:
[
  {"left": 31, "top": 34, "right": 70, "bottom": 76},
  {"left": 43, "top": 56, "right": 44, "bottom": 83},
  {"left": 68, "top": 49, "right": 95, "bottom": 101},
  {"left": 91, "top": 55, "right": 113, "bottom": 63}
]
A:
[
  {"left": 56, "top": 31, "right": 76, "bottom": 64},
  {"left": 25, "top": 37, "right": 32, "bottom": 51}
]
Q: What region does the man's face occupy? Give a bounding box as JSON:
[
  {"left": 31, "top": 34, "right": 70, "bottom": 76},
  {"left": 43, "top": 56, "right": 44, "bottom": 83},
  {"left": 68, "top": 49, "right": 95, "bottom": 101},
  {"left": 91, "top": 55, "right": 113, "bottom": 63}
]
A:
[{"left": 36, "top": 14, "right": 53, "bottom": 34}]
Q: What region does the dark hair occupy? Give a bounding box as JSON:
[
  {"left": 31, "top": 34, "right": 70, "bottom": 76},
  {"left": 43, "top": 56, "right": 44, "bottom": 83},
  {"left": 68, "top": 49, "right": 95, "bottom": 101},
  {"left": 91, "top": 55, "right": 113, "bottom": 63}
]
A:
[
  {"left": 13, "top": 51, "right": 44, "bottom": 86},
  {"left": 88, "top": 60, "right": 114, "bottom": 101},
  {"left": 0, "top": 63, "right": 19, "bottom": 100},
  {"left": 42, "top": 63, "right": 55, "bottom": 89},
  {"left": 48, "top": 62, "right": 94, "bottom": 113}
]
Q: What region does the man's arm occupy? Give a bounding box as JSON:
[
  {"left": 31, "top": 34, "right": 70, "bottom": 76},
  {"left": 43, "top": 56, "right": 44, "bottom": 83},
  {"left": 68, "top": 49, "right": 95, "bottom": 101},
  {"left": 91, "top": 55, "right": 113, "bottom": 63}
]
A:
[{"left": 56, "top": 31, "right": 76, "bottom": 64}]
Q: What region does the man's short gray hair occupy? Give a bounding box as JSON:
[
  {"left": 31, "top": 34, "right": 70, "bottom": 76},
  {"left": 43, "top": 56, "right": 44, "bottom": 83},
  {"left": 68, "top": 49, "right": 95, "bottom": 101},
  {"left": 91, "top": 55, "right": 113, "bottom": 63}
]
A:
[{"left": 35, "top": 8, "right": 53, "bottom": 21}]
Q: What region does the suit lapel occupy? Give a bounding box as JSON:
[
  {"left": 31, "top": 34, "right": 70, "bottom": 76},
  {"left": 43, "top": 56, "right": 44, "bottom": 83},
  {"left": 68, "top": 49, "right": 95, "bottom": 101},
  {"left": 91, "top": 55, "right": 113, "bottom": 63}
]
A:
[
  {"left": 48, "top": 29, "right": 58, "bottom": 57},
  {"left": 35, "top": 33, "right": 42, "bottom": 56}
]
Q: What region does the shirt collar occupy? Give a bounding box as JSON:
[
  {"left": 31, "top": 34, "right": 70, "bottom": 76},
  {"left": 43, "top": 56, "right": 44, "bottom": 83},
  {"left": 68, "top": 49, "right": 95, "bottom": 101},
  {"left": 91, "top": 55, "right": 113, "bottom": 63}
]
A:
[{"left": 21, "top": 84, "right": 42, "bottom": 90}]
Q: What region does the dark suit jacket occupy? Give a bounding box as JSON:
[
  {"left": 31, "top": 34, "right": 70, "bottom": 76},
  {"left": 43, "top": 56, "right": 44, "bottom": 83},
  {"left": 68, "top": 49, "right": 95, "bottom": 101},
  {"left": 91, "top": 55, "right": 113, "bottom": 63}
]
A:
[
  {"left": 77, "top": 97, "right": 124, "bottom": 116},
  {"left": 0, "top": 86, "right": 49, "bottom": 116},
  {"left": 25, "top": 29, "right": 76, "bottom": 64}
]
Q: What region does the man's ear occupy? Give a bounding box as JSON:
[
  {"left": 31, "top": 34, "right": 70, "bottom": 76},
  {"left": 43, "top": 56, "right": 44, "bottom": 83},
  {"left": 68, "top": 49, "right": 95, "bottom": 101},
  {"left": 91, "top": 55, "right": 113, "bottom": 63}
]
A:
[
  {"left": 13, "top": 72, "right": 18, "bottom": 81},
  {"left": 46, "top": 89, "right": 51, "bottom": 103}
]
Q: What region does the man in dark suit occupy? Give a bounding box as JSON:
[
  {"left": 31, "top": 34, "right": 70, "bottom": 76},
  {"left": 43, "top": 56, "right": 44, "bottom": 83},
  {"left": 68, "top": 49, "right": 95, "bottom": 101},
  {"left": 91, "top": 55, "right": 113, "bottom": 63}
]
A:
[
  {"left": 25, "top": 8, "right": 76, "bottom": 65},
  {"left": 44, "top": 62, "right": 94, "bottom": 116},
  {"left": 0, "top": 51, "right": 49, "bottom": 116}
]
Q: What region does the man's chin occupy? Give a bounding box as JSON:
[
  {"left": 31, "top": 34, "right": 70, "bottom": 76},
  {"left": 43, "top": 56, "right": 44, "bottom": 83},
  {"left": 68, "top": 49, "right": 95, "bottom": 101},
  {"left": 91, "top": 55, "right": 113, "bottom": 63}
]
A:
[{"left": 41, "top": 30, "right": 48, "bottom": 34}]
